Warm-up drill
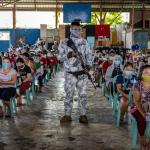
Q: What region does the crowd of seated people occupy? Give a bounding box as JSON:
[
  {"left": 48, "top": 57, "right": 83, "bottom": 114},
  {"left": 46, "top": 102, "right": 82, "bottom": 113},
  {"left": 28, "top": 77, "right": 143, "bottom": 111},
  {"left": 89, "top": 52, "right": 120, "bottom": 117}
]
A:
[
  {"left": 1, "top": 42, "right": 150, "bottom": 149},
  {"left": 93, "top": 47, "right": 150, "bottom": 149},
  {"left": 0, "top": 41, "right": 59, "bottom": 118}
]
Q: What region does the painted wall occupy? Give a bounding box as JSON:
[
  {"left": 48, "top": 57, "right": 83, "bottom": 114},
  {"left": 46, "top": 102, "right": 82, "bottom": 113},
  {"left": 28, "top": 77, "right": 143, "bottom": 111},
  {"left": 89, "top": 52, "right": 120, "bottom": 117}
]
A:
[
  {"left": 0, "top": 28, "right": 40, "bottom": 51},
  {"left": 0, "top": 41, "right": 10, "bottom": 52}
]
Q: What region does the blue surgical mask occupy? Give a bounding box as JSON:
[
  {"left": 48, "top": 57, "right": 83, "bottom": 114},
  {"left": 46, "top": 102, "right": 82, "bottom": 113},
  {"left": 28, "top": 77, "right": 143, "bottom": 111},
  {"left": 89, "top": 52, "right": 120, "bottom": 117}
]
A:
[
  {"left": 124, "top": 70, "right": 134, "bottom": 79},
  {"left": 70, "top": 28, "right": 81, "bottom": 38},
  {"left": 2, "top": 63, "right": 10, "bottom": 69},
  {"left": 114, "top": 60, "right": 121, "bottom": 65}
]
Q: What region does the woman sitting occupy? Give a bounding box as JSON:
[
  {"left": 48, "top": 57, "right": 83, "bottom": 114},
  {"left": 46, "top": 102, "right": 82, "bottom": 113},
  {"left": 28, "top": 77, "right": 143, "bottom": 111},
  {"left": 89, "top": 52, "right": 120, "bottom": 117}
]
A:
[
  {"left": 22, "top": 52, "right": 36, "bottom": 75},
  {"left": 34, "top": 54, "right": 43, "bottom": 92},
  {"left": 116, "top": 62, "right": 137, "bottom": 124},
  {"left": 102, "top": 50, "right": 114, "bottom": 78},
  {"left": 105, "top": 55, "right": 123, "bottom": 95},
  {"left": 15, "top": 57, "right": 32, "bottom": 106},
  {"left": 0, "top": 57, "right": 17, "bottom": 117},
  {"left": 131, "top": 65, "right": 150, "bottom": 148}
]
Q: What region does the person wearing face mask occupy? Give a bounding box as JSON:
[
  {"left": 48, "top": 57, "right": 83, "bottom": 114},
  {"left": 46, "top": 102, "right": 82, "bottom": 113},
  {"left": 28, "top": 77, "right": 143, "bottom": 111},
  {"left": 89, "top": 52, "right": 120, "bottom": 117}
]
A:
[
  {"left": 0, "top": 57, "right": 17, "bottom": 117},
  {"left": 116, "top": 62, "right": 137, "bottom": 125},
  {"left": 49, "top": 53, "right": 58, "bottom": 75},
  {"left": 57, "top": 20, "right": 92, "bottom": 124},
  {"left": 102, "top": 51, "right": 114, "bottom": 78},
  {"left": 130, "top": 65, "right": 150, "bottom": 148},
  {"left": 40, "top": 51, "right": 48, "bottom": 84},
  {"left": 34, "top": 54, "right": 43, "bottom": 92},
  {"left": 22, "top": 52, "right": 36, "bottom": 75},
  {"left": 52, "top": 41, "right": 59, "bottom": 54},
  {"left": 15, "top": 58, "right": 32, "bottom": 106},
  {"left": 93, "top": 52, "right": 100, "bottom": 86},
  {"left": 105, "top": 55, "right": 123, "bottom": 91}
]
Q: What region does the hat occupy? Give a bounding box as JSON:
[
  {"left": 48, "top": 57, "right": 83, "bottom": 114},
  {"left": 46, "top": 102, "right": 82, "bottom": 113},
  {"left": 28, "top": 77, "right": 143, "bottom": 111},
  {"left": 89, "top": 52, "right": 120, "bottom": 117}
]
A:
[{"left": 71, "top": 19, "right": 81, "bottom": 26}]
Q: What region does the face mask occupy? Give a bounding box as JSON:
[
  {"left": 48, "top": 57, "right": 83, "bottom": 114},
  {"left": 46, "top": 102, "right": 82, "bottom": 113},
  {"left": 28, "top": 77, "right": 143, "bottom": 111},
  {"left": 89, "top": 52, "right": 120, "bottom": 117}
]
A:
[
  {"left": 142, "top": 74, "right": 150, "bottom": 82},
  {"left": 124, "top": 70, "right": 134, "bottom": 79},
  {"left": 106, "top": 55, "right": 109, "bottom": 59},
  {"left": 2, "top": 63, "right": 10, "bottom": 69},
  {"left": 23, "top": 57, "right": 28, "bottom": 61},
  {"left": 47, "top": 53, "right": 51, "bottom": 57},
  {"left": 35, "top": 59, "right": 39, "bottom": 63},
  {"left": 70, "top": 28, "right": 81, "bottom": 38},
  {"left": 109, "top": 56, "right": 114, "bottom": 61},
  {"left": 103, "top": 58, "right": 107, "bottom": 61},
  {"left": 114, "top": 60, "right": 121, "bottom": 65}
]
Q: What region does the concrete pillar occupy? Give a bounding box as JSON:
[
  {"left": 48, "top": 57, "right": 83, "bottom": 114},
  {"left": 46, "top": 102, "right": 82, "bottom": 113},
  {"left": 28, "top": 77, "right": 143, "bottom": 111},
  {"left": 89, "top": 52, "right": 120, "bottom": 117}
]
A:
[
  {"left": 100, "top": 0, "right": 102, "bottom": 24},
  {"left": 55, "top": 0, "right": 58, "bottom": 29},
  {"left": 142, "top": 4, "right": 146, "bottom": 29},
  {"left": 13, "top": 0, "right": 16, "bottom": 29},
  {"left": 12, "top": 0, "right": 16, "bottom": 47},
  {"left": 131, "top": 1, "right": 135, "bottom": 45}
]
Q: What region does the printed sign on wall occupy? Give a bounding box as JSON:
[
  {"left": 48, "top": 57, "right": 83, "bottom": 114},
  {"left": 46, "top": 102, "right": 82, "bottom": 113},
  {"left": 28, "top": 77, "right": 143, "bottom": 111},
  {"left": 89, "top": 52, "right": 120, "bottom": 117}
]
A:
[{"left": 0, "top": 32, "right": 10, "bottom": 40}]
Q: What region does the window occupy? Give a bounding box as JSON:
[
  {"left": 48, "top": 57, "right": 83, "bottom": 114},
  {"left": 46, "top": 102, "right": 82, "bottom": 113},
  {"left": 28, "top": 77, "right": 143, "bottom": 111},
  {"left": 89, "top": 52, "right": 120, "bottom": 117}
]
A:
[
  {"left": 16, "top": 11, "right": 55, "bottom": 28},
  {"left": 0, "top": 11, "right": 13, "bottom": 28}
]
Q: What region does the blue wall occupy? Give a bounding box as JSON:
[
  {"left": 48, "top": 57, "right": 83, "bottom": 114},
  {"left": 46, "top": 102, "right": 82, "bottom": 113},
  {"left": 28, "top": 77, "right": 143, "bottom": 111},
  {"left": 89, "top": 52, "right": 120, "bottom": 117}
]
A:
[
  {"left": 0, "top": 40, "right": 10, "bottom": 52},
  {"left": 0, "top": 28, "right": 40, "bottom": 51}
]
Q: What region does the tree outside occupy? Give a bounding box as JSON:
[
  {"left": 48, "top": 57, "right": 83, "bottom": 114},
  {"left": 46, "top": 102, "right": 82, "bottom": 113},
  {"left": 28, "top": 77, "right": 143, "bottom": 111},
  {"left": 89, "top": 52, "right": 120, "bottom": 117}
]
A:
[{"left": 91, "top": 12, "right": 124, "bottom": 27}]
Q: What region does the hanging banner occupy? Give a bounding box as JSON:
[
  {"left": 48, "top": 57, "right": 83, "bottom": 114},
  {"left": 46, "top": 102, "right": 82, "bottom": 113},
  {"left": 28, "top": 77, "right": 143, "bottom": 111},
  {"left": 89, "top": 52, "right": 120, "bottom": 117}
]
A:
[{"left": 95, "top": 24, "right": 110, "bottom": 39}]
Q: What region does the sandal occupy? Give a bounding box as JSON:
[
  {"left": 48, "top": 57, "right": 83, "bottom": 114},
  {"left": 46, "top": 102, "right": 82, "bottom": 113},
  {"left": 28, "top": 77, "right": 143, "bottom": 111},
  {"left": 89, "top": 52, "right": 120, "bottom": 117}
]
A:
[
  {"left": 5, "top": 112, "right": 11, "bottom": 118},
  {"left": 140, "top": 136, "right": 148, "bottom": 149},
  {"left": 147, "top": 141, "right": 150, "bottom": 148},
  {"left": 0, "top": 113, "right": 3, "bottom": 118},
  {"left": 120, "top": 118, "right": 124, "bottom": 126}
]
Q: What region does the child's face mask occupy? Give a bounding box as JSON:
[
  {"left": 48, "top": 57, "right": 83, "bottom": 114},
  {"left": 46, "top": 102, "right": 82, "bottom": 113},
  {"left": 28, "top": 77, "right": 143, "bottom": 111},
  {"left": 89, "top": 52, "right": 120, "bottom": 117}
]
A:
[{"left": 142, "top": 69, "right": 150, "bottom": 82}]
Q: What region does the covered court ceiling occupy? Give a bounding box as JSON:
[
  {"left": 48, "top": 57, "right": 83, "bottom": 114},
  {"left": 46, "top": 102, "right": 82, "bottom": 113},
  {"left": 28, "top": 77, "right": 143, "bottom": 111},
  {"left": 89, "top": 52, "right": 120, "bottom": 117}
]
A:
[{"left": 0, "top": 0, "right": 150, "bottom": 11}]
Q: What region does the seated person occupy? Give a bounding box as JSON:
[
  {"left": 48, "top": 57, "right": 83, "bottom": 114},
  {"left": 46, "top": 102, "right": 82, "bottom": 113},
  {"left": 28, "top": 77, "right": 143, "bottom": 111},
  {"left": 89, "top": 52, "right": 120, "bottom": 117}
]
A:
[
  {"left": 102, "top": 50, "right": 114, "bottom": 77},
  {"left": 22, "top": 52, "right": 36, "bottom": 75},
  {"left": 116, "top": 62, "right": 137, "bottom": 124},
  {"left": 131, "top": 65, "right": 150, "bottom": 148},
  {"left": 39, "top": 51, "right": 48, "bottom": 82},
  {"left": 15, "top": 58, "right": 32, "bottom": 106},
  {"left": 34, "top": 54, "right": 43, "bottom": 92},
  {"left": 0, "top": 57, "right": 17, "bottom": 117},
  {"left": 105, "top": 55, "right": 123, "bottom": 94}
]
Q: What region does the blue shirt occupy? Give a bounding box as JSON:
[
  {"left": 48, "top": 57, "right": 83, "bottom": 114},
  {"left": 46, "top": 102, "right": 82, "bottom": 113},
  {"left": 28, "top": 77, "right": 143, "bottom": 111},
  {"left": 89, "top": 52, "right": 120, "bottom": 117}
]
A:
[{"left": 116, "top": 74, "right": 138, "bottom": 94}]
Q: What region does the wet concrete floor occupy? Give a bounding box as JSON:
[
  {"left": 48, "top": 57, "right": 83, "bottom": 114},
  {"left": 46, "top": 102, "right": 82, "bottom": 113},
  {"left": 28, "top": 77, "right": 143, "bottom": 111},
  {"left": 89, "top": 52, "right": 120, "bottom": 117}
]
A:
[{"left": 0, "top": 72, "right": 132, "bottom": 150}]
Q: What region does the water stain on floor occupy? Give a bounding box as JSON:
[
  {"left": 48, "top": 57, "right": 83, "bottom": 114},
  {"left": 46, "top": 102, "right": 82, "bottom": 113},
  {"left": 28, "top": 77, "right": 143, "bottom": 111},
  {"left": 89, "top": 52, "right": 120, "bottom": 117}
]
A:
[{"left": 0, "top": 72, "right": 132, "bottom": 150}]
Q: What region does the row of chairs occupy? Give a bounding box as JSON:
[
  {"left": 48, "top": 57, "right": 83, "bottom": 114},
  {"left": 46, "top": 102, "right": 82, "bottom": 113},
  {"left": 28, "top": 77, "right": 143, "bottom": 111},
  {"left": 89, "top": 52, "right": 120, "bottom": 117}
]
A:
[
  {"left": 2, "top": 63, "right": 61, "bottom": 118},
  {"left": 99, "top": 72, "right": 150, "bottom": 150}
]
